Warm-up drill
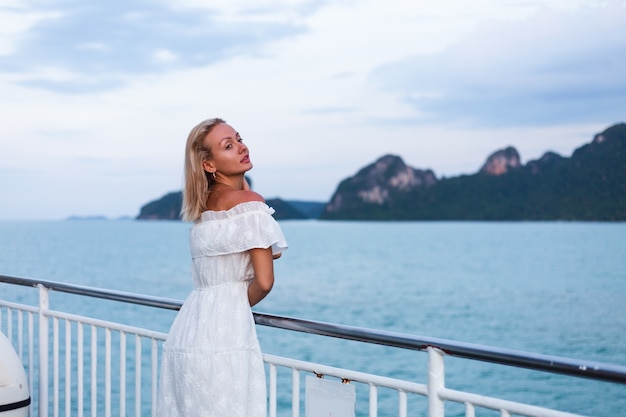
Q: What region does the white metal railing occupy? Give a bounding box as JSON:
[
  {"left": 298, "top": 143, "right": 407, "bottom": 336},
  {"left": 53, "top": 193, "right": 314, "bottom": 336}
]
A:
[
  {"left": 1, "top": 296, "right": 165, "bottom": 417},
  {"left": 1, "top": 274, "right": 626, "bottom": 417}
]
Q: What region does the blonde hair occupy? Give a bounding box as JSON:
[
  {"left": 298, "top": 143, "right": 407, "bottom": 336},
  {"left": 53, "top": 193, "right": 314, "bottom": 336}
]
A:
[{"left": 181, "top": 117, "right": 226, "bottom": 222}]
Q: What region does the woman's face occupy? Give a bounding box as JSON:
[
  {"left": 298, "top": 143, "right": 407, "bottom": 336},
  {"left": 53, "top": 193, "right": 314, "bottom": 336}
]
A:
[{"left": 202, "top": 123, "right": 252, "bottom": 176}]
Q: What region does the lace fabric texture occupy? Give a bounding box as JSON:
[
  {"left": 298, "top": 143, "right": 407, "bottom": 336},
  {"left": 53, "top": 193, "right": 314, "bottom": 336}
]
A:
[{"left": 156, "top": 201, "right": 288, "bottom": 417}]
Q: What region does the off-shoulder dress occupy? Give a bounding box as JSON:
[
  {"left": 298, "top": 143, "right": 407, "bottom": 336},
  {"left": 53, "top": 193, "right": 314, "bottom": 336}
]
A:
[{"left": 156, "top": 201, "right": 288, "bottom": 417}]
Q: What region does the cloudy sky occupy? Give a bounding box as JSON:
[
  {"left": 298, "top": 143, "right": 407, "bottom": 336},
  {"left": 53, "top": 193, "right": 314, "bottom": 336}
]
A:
[{"left": 1, "top": 0, "right": 624, "bottom": 220}]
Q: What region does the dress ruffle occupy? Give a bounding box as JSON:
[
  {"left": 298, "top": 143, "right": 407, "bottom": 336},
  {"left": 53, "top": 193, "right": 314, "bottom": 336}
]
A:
[{"left": 192, "top": 201, "right": 288, "bottom": 257}]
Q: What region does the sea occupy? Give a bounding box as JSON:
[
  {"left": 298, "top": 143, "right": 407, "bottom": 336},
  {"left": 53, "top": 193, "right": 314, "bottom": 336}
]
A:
[{"left": 1, "top": 219, "right": 625, "bottom": 416}]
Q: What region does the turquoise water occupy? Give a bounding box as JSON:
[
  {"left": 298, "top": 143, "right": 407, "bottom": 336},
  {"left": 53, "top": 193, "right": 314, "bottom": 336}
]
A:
[{"left": 1, "top": 220, "right": 625, "bottom": 416}]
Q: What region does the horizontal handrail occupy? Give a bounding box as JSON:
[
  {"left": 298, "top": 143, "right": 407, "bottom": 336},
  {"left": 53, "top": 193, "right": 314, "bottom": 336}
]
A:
[
  {"left": 0, "top": 274, "right": 182, "bottom": 310},
  {"left": 254, "top": 312, "right": 626, "bottom": 384},
  {"left": 3, "top": 273, "right": 626, "bottom": 385}
]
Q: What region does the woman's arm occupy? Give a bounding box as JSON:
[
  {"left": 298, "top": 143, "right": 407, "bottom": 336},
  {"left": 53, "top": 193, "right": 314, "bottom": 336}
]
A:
[{"left": 248, "top": 247, "right": 275, "bottom": 306}]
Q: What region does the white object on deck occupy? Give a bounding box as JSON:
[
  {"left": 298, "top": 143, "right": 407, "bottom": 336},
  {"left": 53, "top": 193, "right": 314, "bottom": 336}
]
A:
[
  {"left": 305, "top": 375, "right": 356, "bottom": 417},
  {"left": 0, "top": 331, "right": 30, "bottom": 417}
]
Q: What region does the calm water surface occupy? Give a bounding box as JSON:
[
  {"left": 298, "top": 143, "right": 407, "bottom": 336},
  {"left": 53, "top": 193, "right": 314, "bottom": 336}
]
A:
[{"left": 1, "top": 220, "right": 625, "bottom": 416}]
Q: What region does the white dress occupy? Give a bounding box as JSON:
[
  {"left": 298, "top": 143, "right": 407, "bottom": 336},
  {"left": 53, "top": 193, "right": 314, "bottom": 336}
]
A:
[{"left": 156, "top": 201, "right": 288, "bottom": 417}]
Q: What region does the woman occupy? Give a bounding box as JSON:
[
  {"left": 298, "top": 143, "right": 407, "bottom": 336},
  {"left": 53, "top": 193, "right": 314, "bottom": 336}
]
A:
[{"left": 156, "top": 118, "right": 288, "bottom": 417}]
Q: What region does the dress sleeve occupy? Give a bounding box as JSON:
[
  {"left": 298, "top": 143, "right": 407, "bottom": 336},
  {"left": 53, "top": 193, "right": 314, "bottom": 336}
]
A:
[{"left": 231, "top": 208, "right": 288, "bottom": 255}]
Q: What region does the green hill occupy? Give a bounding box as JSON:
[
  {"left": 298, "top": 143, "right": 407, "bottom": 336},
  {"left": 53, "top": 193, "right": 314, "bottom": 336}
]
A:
[
  {"left": 136, "top": 191, "right": 323, "bottom": 221},
  {"left": 322, "top": 123, "right": 626, "bottom": 221}
]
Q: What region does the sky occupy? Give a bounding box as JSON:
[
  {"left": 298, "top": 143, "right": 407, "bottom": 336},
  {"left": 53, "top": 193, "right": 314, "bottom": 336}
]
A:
[{"left": 0, "top": 0, "right": 624, "bottom": 220}]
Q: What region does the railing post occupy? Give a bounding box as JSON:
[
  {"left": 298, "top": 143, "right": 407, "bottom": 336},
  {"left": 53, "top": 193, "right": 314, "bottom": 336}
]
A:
[
  {"left": 38, "top": 285, "right": 50, "bottom": 417},
  {"left": 268, "top": 363, "right": 277, "bottom": 417},
  {"left": 427, "top": 347, "right": 445, "bottom": 417}
]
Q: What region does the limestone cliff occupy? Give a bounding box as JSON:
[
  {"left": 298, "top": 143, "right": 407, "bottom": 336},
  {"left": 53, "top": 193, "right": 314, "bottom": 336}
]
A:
[
  {"left": 479, "top": 146, "right": 521, "bottom": 176},
  {"left": 325, "top": 154, "right": 437, "bottom": 214}
]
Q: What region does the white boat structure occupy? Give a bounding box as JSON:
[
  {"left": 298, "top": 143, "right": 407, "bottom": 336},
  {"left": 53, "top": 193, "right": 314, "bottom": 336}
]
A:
[
  {"left": 1, "top": 274, "right": 625, "bottom": 417},
  {"left": 0, "top": 329, "right": 30, "bottom": 417}
]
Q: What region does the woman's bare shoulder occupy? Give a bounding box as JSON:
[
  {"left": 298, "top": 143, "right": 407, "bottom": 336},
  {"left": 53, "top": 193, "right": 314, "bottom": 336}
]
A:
[
  {"left": 221, "top": 189, "right": 265, "bottom": 210},
  {"left": 206, "top": 187, "right": 265, "bottom": 212},
  {"left": 232, "top": 190, "right": 265, "bottom": 204}
]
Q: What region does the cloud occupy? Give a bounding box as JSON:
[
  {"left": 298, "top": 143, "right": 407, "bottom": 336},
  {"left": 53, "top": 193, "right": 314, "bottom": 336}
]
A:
[
  {"left": 0, "top": 0, "right": 313, "bottom": 93},
  {"left": 153, "top": 48, "right": 179, "bottom": 63},
  {"left": 374, "top": 3, "right": 626, "bottom": 127},
  {"left": 0, "top": 4, "right": 61, "bottom": 55}
]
